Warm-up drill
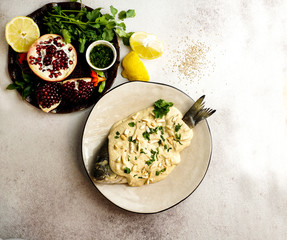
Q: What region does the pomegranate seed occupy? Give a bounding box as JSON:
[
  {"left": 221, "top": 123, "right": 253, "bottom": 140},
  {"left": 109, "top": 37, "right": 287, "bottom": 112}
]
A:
[
  {"left": 61, "top": 79, "right": 95, "bottom": 103},
  {"left": 35, "top": 82, "right": 61, "bottom": 109}
]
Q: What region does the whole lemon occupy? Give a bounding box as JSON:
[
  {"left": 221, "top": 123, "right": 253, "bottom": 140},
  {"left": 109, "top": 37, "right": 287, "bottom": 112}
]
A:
[{"left": 121, "top": 51, "right": 149, "bottom": 81}]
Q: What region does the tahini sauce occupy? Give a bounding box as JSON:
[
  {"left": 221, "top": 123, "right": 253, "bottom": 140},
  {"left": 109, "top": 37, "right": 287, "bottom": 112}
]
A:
[{"left": 108, "top": 106, "right": 193, "bottom": 187}]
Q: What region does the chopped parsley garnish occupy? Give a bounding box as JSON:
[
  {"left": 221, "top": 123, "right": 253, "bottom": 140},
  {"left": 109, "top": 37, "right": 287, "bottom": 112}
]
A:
[
  {"left": 150, "top": 149, "right": 157, "bottom": 155},
  {"left": 156, "top": 168, "right": 166, "bottom": 176},
  {"left": 90, "top": 44, "right": 114, "bottom": 69},
  {"left": 143, "top": 126, "right": 165, "bottom": 141},
  {"left": 135, "top": 156, "right": 138, "bottom": 160},
  {"left": 175, "top": 123, "right": 182, "bottom": 132},
  {"left": 128, "top": 122, "right": 136, "bottom": 127},
  {"left": 164, "top": 144, "right": 172, "bottom": 152},
  {"left": 145, "top": 149, "right": 158, "bottom": 166},
  {"left": 140, "top": 149, "right": 147, "bottom": 154},
  {"left": 160, "top": 135, "right": 165, "bottom": 142},
  {"left": 145, "top": 159, "right": 154, "bottom": 166},
  {"left": 149, "top": 126, "right": 164, "bottom": 135},
  {"left": 158, "top": 126, "right": 164, "bottom": 135},
  {"left": 114, "top": 131, "right": 120, "bottom": 139},
  {"left": 142, "top": 131, "right": 150, "bottom": 140},
  {"left": 175, "top": 133, "right": 183, "bottom": 145},
  {"left": 153, "top": 99, "right": 173, "bottom": 118},
  {"left": 128, "top": 136, "right": 136, "bottom": 143},
  {"left": 124, "top": 167, "right": 131, "bottom": 174}
]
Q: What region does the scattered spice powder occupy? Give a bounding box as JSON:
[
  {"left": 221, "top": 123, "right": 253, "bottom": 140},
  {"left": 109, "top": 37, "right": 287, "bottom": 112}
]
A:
[
  {"left": 178, "top": 41, "right": 210, "bottom": 80},
  {"left": 164, "top": 38, "right": 214, "bottom": 84}
]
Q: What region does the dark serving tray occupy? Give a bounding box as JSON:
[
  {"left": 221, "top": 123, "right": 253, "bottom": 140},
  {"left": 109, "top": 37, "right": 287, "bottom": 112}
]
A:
[{"left": 7, "top": 2, "right": 120, "bottom": 113}]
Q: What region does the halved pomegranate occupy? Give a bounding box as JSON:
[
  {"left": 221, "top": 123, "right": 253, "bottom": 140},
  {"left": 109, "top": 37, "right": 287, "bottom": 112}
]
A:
[
  {"left": 61, "top": 78, "right": 96, "bottom": 103},
  {"left": 27, "top": 34, "right": 77, "bottom": 82},
  {"left": 35, "top": 82, "right": 62, "bottom": 113}
]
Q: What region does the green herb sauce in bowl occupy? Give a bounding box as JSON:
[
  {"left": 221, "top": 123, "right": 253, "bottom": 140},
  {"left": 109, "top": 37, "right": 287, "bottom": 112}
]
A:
[{"left": 86, "top": 40, "right": 117, "bottom": 71}]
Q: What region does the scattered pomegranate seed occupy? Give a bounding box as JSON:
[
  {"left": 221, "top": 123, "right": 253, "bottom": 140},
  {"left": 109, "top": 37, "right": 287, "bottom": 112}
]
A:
[
  {"left": 62, "top": 79, "right": 95, "bottom": 103},
  {"left": 35, "top": 82, "right": 61, "bottom": 109}
]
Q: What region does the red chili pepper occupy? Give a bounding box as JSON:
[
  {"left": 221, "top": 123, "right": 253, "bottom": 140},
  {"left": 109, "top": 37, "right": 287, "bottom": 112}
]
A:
[
  {"left": 18, "top": 53, "right": 27, "bottom": 65},
  {"left": 90, "top": 70, "right": 106, "bottom": 86}
]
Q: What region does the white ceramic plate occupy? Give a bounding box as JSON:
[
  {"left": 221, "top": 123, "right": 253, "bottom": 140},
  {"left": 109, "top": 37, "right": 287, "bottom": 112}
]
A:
[{"left": 81, "top": 81, "right": 212, "bottom": 213}]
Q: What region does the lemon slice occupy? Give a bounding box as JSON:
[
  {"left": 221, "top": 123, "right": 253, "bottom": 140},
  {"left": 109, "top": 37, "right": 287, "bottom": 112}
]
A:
[
  {"left": 129, "top": 32, "right": 164, "bottom": 60},
  {"left": 5, "top": 16, "right": 40, "bottom": 52},
  {"left": 121, "top": 51, "right": 149, "bottom": 81}
]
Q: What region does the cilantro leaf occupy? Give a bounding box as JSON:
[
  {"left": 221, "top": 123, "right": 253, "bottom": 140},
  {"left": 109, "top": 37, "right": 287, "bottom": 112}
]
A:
[
  {"left": 86, "top": 9, "right": 102, "bottom": 21},
  {"left": 102, "top": 28, "right": 114, "bottom": 41},
  {"left": 126, "top": 9, "right": 136, "bottom": 18},
  {"left": 116, "top": 22, "right": 126, "bottom": 31},
  {"left": 44, "top": 5, "right": 135, "bottom": 52},
  {"left": 118, "top": 9, "right": 136, "bottom": 20},
  {"left": 114, "top": 29, "right": 134, "bottom": 46},
  {"left": 110, "top": 6, "right": 118, "bottom": 17},
  {"left": 153, "top": 99, "right": 174, "bottom": 118}
]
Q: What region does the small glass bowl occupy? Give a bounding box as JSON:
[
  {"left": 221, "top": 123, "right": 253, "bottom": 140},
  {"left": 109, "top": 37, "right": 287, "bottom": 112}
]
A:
[{"left": 86, "top": 40, "right": 117, "bottom": 71}]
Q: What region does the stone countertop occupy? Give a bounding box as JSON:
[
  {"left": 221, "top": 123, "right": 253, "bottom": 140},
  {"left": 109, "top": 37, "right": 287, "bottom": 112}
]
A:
[{"left": 0, "top": 0, "right": 287, "bottom": 239}]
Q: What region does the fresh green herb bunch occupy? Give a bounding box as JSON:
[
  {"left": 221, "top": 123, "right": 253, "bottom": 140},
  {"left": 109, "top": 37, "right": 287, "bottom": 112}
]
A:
[
  {"left": 43, "top": 3, "right": 135, "bottom": 53},
  {"left": 7, "top": 72, "right": 36, "bottom": 99}
]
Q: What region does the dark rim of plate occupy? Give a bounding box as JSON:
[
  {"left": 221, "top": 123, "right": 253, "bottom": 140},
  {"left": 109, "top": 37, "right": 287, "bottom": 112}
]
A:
[
  {"left": 7, "top": 1, "right": 120, "bottom": 113},
  {"left": 80, "top": 81, "right": 213, "bottom": 214}
]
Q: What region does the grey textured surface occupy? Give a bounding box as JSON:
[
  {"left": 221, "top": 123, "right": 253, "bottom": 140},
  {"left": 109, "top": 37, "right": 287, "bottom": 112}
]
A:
[{"left": 1, "top": 0, "right": 287, "bottom": 239}]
